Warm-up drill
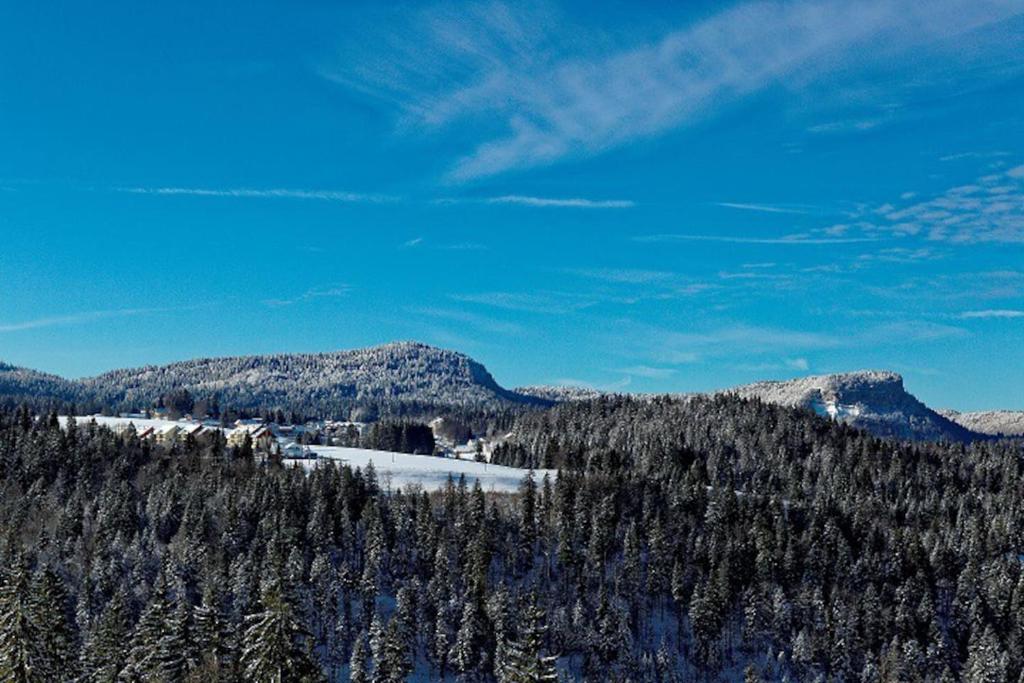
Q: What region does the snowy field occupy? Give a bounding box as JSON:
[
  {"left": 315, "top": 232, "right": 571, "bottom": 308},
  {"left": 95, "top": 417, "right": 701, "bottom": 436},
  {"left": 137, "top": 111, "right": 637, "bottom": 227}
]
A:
[
  {"left": 284, "top": 446, "right": 555, "bottom": 493},
  {"left": 59, "top": 415, "right": 223, "bottom": 433},
  {"left": 60, "top": 415, "right": 552, "bottom": 493}
]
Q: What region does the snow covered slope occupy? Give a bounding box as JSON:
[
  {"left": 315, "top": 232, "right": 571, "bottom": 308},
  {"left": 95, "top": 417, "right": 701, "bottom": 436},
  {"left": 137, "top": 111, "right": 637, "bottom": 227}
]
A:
[
  {"left": 62, "top": 415, "right": 549, "bottom": 492},
  {"left": 287, "top": 446, "right": 554, "bottom": 493},
  {"left": 938, "top": 410, "right": 1024, "bottom": 437},
  {"left": 76, "top": 342, "right": 549, "bottom": 416},
  {"left": 726, "top": 371, "right": 977, "bottom": 442}
]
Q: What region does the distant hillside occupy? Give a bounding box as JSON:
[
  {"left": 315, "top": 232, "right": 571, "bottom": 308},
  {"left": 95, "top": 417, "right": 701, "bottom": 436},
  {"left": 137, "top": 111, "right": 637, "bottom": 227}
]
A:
[
  {"left": 726, "top": 370, "right": 978, "bottom": 442},
  {"left": 939, "top": 409, "right": 1024, "bottom": 437},
  {"left": 0, "top": 362, "right": 80, "bottom": 405},
  {"left": 514, "top": 385, "right": 610, "bottom": 402},
  {"left": 78, "top": 342, "right": 549, "bottom": 418},
  {"left": 0, "top": 348, "right": 1001, "bottom": 442}
]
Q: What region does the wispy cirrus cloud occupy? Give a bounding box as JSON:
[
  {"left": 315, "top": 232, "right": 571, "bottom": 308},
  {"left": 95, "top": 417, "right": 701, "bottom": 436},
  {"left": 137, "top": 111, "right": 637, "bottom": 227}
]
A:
[
  {"left": 407, "top": 306, "right": 524, "bottom": 335},
  {"left": 263, "top": 284, "right": 351, "bottom": 307},
  {"left": 120, "top": 186, "right": 396, "bottom": 202},
  {"left": 324, "top": 0, "right": 1022, "bottom": 179},
  {"left": 939, "top": 150, "right": 1011, "bottom": 162},
  {"left": 564, "top": 268, "right": 676, "bottom": 284},
  {"left": 716, "top": 202, "right": 812, "bottom": 215},
  {"left": 616, "top": 317, "right": 966, "bottom": 368},
  {"left": 618, "top": 364, "right": 681, "bottom": 378},
  {"left": 452, "top": 291, "right": 595, "bottom": 315},
  {"left": 635, "top": 234, "right": 881, "bottom": 245},
  {"left": 485, "top": 195, "right": 634, "bottom": 209},
  {"left": 435, "top": 195, "right": 634, "bottom": 208},
  {"left": 0, "top": 306, "right": 197, "bottom": 333},
  {"left": 959, "top": 309, "right": 1024, "bottom": 319}
]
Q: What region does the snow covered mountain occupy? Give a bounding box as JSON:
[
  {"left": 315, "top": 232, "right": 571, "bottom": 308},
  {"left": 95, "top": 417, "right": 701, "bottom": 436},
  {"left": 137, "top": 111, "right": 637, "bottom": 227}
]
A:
[
  {"left": 3, "top": 343, "right": 549, "bottom": 417},
  {"left": 78, "top": 342, "right": 548, "bottom": 416},
  {"left": 938, "top": 409, "right": 1024, "bottom": 437},
  {"left": 726, "top": 370, "right": 978, "bottom": 442},
  {"left": 0, "top": 346, "right": 1006, "bottom": 442}
]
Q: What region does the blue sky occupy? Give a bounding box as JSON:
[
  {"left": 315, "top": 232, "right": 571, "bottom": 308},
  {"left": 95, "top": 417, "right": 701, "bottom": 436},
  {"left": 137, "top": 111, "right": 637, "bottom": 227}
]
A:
[{"left": 1, "top": 0, "right": 1022, "bottom": 409}]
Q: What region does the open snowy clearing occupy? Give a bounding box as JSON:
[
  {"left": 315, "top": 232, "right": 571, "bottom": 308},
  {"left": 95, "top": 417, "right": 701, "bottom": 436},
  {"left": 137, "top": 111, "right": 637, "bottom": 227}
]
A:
[
  {"left": 60, "top": 415, "right": 551, "bottom": 493},
  {"left": 284, "top": 446, "right": 555, "bottom": 493},
  {"left": 59, "top": 415, "right": 221, "bottom": 433}
]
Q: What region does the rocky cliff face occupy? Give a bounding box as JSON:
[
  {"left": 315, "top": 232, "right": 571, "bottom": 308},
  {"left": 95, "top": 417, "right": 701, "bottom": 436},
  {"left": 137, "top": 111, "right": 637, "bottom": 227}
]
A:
[{"left": 727, "top": 370, "right": 978, "bottom": 442}]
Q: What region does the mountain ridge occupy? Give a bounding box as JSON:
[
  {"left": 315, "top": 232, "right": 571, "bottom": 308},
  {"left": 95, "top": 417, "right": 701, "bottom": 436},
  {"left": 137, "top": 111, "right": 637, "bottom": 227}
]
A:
[
  {"left": 0, "top": 344, "right": 1003, "bottom": 441},
  {"left": 939, "top": 409, "right": 1024, "bottom": 437},
  {"left": 2, "top": 342, "right": 550, "bottom": 418}
]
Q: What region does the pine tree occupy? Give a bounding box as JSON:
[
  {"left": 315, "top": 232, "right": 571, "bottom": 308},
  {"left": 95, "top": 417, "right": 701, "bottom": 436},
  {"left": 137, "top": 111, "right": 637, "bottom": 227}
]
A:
[
  {"left": 29, "top": 568, "right": 75, "bottom": 681},
  {"left": 964, "top": 625, "right": 1008, "bottom": 683},
  {"left": 193, "top": 582, "right": 233, "bottom": 680},
  {"left": 159, "top": 590, "right": 199, "bottom": 681},
  {"left": 0, "top": 564, "right": 44, "bottom": 682},
  {"left": 240, "top": 584, "right": 321, "bottom": 683},
  {"left": 350, "top": 632, "right": 371, "bottom": 683},
  {"left": 501, "top": 594, "right": 558, "bottom": 683},
  {"left": 518, "top": 471, "right": 537, "bottom": 571},
  {"left": 432, "top": 614, "right": 450, "bottom": 679},
  {"left": 121, "top": 570, "right": 173, "bottom": 681},
  {"left": 451, "top": 597, "right": 485, "bottom": 676},
  {"left": 376, "top": 618, "right": 412, "bottom": 683},
  {"left": 81, "top": 591, "right": 130, "bottom": 683}
]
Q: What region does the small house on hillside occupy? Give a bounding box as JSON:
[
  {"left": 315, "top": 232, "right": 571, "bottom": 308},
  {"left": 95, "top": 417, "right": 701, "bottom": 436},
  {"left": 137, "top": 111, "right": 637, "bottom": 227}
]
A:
[
  {"left": 156, "top": 425, "right": 181, "bottom": 445},
  {"left": 228, "top": 424, "right": 276, "bottom": 452}
]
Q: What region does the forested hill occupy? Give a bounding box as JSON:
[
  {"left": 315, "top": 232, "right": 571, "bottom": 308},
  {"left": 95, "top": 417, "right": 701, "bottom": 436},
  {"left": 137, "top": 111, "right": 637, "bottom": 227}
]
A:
[
  {"left": 0, "top": 362, "right": 80, "bottom": 405},
  {"left": 517, "top": 371, "right": 984, "bottom": 443},
  {"left": 1, "top": 393, "right": 1023, "bottom": 680},
  {"left": 492, "top": 392, "right": 985, "bottom": 472},
  {"left": 2, "top": 342, "right": 551, "bottom": 418}
]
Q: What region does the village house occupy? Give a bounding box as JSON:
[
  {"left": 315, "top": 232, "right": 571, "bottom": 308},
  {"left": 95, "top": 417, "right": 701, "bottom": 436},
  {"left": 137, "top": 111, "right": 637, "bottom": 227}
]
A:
[
  {"left": 155, "top": 424, "right": 181, "bottom": 446},
  {"left": 227, "top": 423, "right": 276, "bottom": 451}
]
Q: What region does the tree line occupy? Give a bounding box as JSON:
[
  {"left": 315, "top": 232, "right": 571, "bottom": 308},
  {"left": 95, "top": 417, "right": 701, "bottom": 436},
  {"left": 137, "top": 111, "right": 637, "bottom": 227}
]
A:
[{"left": 0, "top": 395, "right": 1022, "bottom": 680}]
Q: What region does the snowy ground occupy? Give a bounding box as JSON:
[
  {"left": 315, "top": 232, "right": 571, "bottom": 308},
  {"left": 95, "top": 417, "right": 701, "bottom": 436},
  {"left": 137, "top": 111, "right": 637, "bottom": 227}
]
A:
[
  {"left": 59, "top": 415, "right": 221, "bottom": 433},
  {"left": 284, "top": 446, "right": 555, "bottom": 493},
  {"left": 60, "top": 415, "right": 552, "bottom": 493}
]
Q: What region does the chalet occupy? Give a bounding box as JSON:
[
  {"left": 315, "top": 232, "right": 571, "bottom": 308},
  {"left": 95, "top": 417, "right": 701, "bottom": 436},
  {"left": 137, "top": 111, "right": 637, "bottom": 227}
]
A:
[
  {"left": 227, "top": 423, "right": 276, "bottom": 451},
  {"left": 251, "top": 425, "right": 275, "bottom": 450},
  {"left": 137, "top": 426, "right": 156, "bottom": 440},
  {"left": 156, "top": 425, "right": 181, "bottom": 445},
  {"left": 179, "top": 423, "right": 208, "bottom": 443}
]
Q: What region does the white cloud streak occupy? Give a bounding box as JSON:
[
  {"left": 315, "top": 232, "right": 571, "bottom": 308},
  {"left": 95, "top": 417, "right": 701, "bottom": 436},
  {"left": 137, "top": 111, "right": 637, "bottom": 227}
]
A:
[
  {"left": 452, "top": 291, "right": 595, "bottom": 315},
  {"left": 959, "top": 309, "right": 1024, "bottom": 319},
  {"left": 263, "top": 284, "right": 351, "bottom": 307},
  {"left": 325, "top": 0, "right": 1022, "bottom": 179},
  {"left": 120, "top": 187, "right": 396, "bottom": 203},
  {"left": 485, "top": 195, "right": 634, "bottom": 208},
  {"left": 0, "top": 306, "right": 193, "bottom": 333},
  {"left": 636, "top": 234, "right": 881, "bottom": 245},
  {"left": 716, "top": 202, "right": 811, "bottom": 215}
]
